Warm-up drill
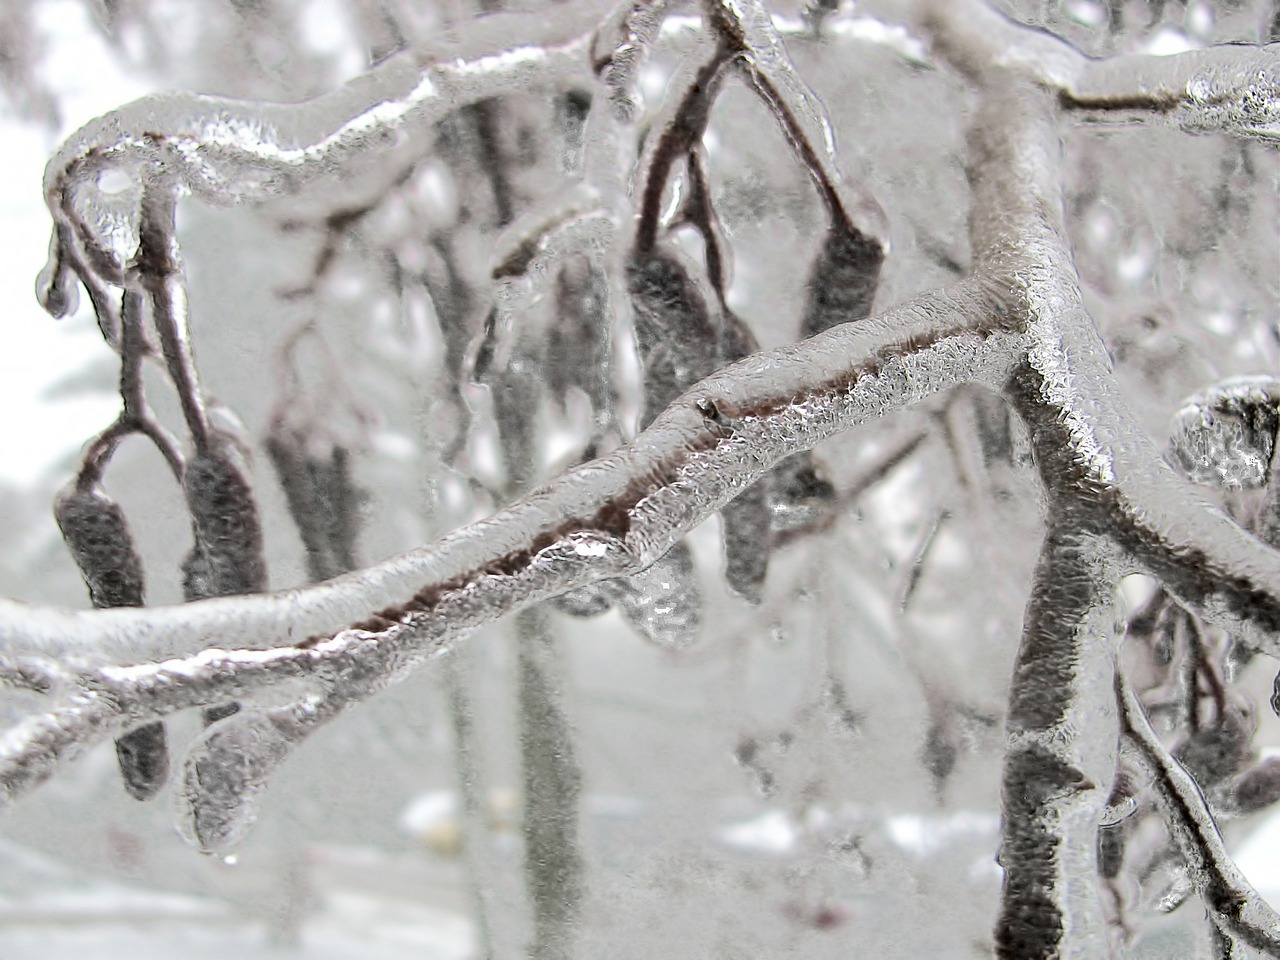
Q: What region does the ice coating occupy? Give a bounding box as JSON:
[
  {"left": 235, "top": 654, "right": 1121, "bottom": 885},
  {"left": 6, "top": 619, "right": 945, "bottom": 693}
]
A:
[
  {"left": 712, "top": 0, "right": 889, "bottom": 246},
  {"left": 610, "top": 541, "right": 702, "bottom": 647},
  {"left": 549, "top": 542, "right": 702, "bottom": 647},
  {"left": 1118, "top": 672, "right": 1280, "bottom": 954},
  {"left": 627, "top": 247, "right": 723, "bottom": 426},
  {"left": 54, "top": 482, "right": 170, "bottom": 802},
  {"left": 707, "top": 0, "right": 833, "bottom": 169},
  {"left": 996, "top": 525, "right": 1121, "bottom": 959},
  {"left": 1068, "top": 44, "right": 1280, "bottom": 140},
  {"left": 177, "top": 701, "right": 328, "bottom": 855},
  {"left": 593, "top": 0, "right": 680, "bottom": 122},
  {"left": 1170, "top": 377, "right": 1280, "bottom": 491},
  {"left": 0, "top": 281, "right": 1021, "bottom": 808},
  {"left": 35, "top": 0, "right": 603, "bottom": 315}
]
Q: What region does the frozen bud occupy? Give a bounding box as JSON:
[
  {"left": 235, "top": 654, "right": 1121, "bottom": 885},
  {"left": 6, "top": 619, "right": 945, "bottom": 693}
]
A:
[
  {"left": 183, "top": 437, "right": 267, "bottom": 599},
  {"left": 801, "top": 226, "right": 883, "bottom": 339},
  {"left": 183, "top": 434, "right": 267, "bottom": 734},
  {"left": 267, "top": 428, "right": 362, "bottom": 583},
  {"left": 54, "top": 482, "right": 144, "bottom": 609},
  {"left": 627, "top": 250, "right": 714, "bottom": 352},
  {"left": 627, "top": 249, "right": 719, "bottom": 426},
  {"left": 114, "top": 722, "right": 170, "bottom": 802},
  {"left": 177, "top": 706, "right": 307, "bottom": 856},
  {"left": 1169, "top": 377, "right": 1280, "bottom": 489},
  {"left": 721, "top": 476, "right": 771, "bottom": 604}
]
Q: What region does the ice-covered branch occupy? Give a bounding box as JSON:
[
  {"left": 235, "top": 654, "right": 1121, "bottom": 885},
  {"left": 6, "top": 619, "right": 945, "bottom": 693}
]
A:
[
  {"left": 884, "top": 0, "right": 1280, "bottom": 142},
  {"left": 1065, "top": 43, "right": 1280, "bottom": 141},
  {"left": 1118, "top": 673, "right": 1280, "bottom": 955},
  {"left": 996, "top": 521, "right": 1121, "bottom": 959},
  {"left": 920, "top": 0, "right": 1280, "bottom": 660},
  {"left": 6, "top": 0, "right": 1280, "bottom": 917},
  {"left": 0, "top": 279, "right": 1018, "bottom": 806},
  {"left": 36, "top": 0, "right": 606, "bottom": 316}
]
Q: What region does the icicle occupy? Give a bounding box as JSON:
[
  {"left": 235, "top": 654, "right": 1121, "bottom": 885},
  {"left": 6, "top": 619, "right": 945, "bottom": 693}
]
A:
[
  {"left": 176, "top": 699, "right": 327, "bottom": 856},
  {"left": 35, "top": 229, "right": 80, "bottom": 319}
]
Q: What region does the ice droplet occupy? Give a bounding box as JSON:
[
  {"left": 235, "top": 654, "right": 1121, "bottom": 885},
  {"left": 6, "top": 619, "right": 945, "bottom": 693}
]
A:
[{"left": 612, "top": 542, "right": 701, "bottom": 649}]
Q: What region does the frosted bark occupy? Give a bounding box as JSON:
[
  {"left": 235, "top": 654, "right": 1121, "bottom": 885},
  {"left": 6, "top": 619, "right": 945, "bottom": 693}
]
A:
[{"left": 996, "top": 523, "right": 1121, "bottom": 959}]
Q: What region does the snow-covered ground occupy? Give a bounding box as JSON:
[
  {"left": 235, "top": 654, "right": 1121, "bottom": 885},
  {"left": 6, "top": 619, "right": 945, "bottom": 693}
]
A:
[{"left": 0, "top": 837, "right": 474, "bottom": 960}]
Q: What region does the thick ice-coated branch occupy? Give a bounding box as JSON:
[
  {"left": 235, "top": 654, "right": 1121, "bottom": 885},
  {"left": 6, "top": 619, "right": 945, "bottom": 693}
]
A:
[
  {"left": 17, "top": 282, "right": 1014, "bottom": 662},
  {"left": 919, "top": 0, "right": 1280, "bottom": 660},
  {"left": 884, "top": 0, "right": 1279, "bottom": 141},
  {"left": 1066, "top": 43, "right": 1280, "bottom": 140},
  {"left": 35, "top": 0, "right": 606, "bottom": 315},
  {"left": 7, "top": 0, "right": 1280, "bottom": 914},
  {"left": 1118, "top": 673, "right": 1280, "bottom": 956},
  {"left": 0, "top": 280, "right": 1019, "bottom": 805},
  {"left": 917, "top": 10, "right": 1280, "bottom": 950},
  {"left": 996, "top": 521, "right": 1121, "bottom": 960}
]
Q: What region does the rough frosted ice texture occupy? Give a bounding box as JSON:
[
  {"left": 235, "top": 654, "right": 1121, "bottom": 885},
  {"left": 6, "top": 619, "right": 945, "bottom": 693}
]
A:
[{"left": 1170, "top": 377, "right": 1280, "bottom": 490}]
